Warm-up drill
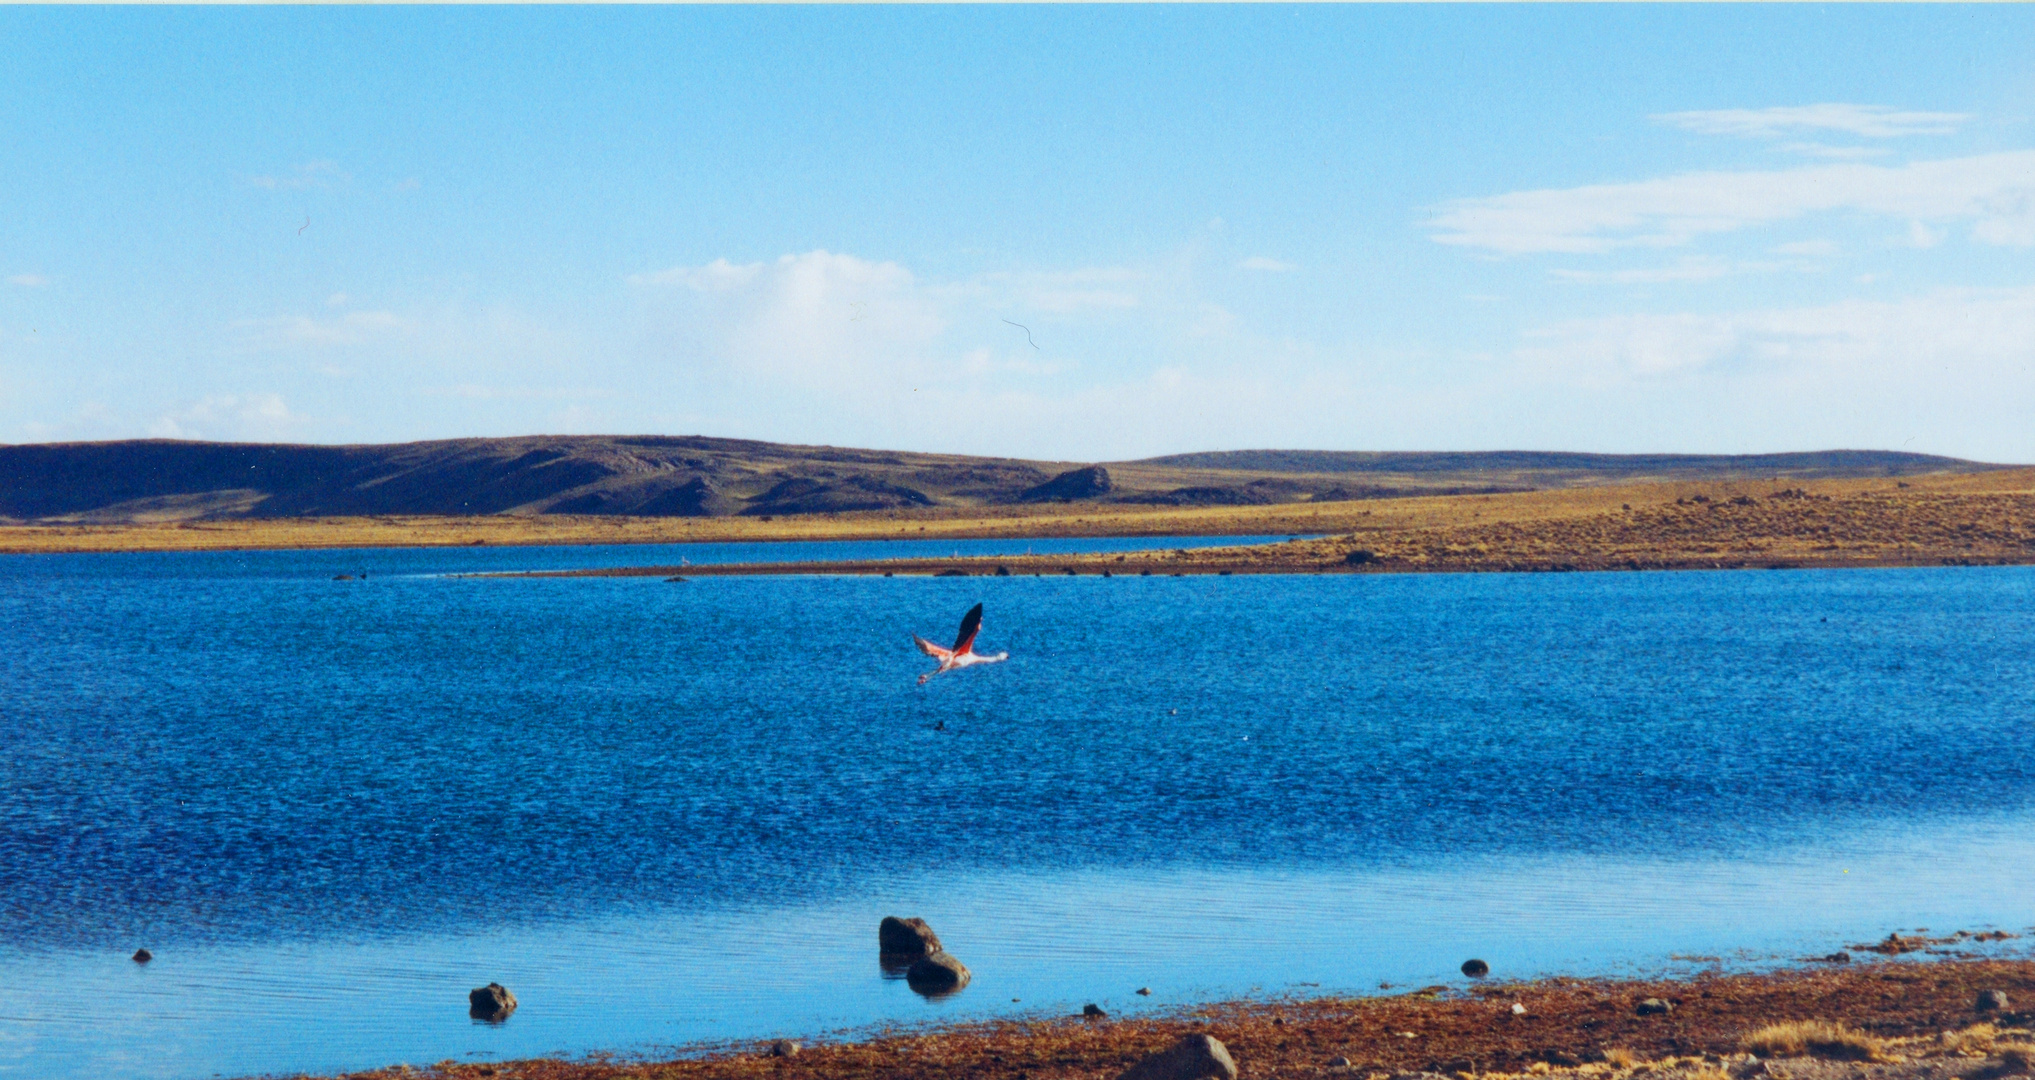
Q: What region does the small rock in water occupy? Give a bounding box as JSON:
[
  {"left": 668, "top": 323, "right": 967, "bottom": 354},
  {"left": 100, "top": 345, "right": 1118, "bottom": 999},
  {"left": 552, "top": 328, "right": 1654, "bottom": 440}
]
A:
[
  {"left": 769, "top": 1040, "right": 800, "bottom": 1057},
  {"left": 1117, "top": 1033, "right": 1238, "bottom": 1080},
  {"left": 1461, "top": 959, "right": 1490, "bottom": 977},
  {"left": 469, "top": 982, "right": 517, "bottom": 1022},
  {"left": 1634, "top": 997, "right": 1673, "bottom": 1016},
  {"left": 1083, "top": 1003, "right": 1108, "bottom": 1017},
  {"left": 131, "top": 948, "right": 152, "bottom": 963},
  {"left": 878, "top": 916, "right": 943, "bottom": 957},
  {"left": 1138, "top": 987, "right": 1153, "bottom": 996},
  {"left": 1976, "top": 989, "right": 2011, "bottom": 1012},
  {"left": 904, "top": 952, "right": 971, "bottom": 996},
  {"left": 663, "top": 576, "right": 688, "bottom": 583}
]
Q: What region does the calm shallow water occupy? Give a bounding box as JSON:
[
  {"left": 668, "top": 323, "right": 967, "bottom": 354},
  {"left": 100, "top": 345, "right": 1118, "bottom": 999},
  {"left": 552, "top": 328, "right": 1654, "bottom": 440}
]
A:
[{"left": 2, "top": 548, "right": 2033, "bottom": 1078}]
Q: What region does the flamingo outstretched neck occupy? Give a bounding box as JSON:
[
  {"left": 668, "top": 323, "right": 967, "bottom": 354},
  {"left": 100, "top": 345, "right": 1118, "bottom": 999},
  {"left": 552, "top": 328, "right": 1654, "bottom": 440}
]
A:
[{"left": 913, "top": 602, "right": 1010, "bottom": 684}]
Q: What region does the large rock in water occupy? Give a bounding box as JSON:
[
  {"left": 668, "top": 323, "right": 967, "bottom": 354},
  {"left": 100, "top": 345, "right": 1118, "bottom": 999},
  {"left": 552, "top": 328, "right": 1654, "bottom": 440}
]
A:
[
  {"left": 1118, "top": 1034, "right": 1239, "bottom": 1080},
  {"left": 1018, "top": 465, "right": 1112, "bottom": 503},
  {"left": 879, "top": 916, "right": 943, "bottom": 957},
  {"left": 905, "top": 951, "right": 971, "bottom": 995},
  {"left": 469, "top": 982, "right": 518, "bottom": 1021}
]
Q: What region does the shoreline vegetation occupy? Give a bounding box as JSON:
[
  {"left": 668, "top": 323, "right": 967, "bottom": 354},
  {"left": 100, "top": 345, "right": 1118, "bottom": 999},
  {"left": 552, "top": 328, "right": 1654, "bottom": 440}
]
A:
[
  {"left": 3, "top": 469, "right": 2032, "bottom": 575},
  {"left": 486, "top": 469, "right": 2035, "bottom": 579},
  {"left": 296, "top": 956, "right": 2035, "bottom": 1080}
]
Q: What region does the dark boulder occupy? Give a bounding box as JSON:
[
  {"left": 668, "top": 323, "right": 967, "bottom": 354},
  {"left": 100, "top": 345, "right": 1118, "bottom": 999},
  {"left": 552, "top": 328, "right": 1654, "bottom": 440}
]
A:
[
  {"left": 131, "top": 948, "right": 152, "bottom": 963},
  {"left": 1634, "top": 998, "right": 1673, "bottom": 1016},
  {"left": 469, "top": 982, "right": 518, "bottom": 1022},
  {"left": 1461, "top": 959, "right": 1489, "bottom": 977},
  {"left": 879, "top": 916, "right": 943, "bottom": 957},
  {"left": 1977, "top": 989, "right": 2011, "bottom": 1012},
  {"left": 1117, "top": 1033, "right": 1238, "bottom": 1080},
  {"left": 1084, "top": 1003, "right": 1107, "bottom": 1017},
  {"left": 769, "top": 1040, "right": 801, "bottom": 1057},
  {"left": 1018, "top": 466, "right": 1113, "bottom": 503},
  {"left": 904, "top": 951, "right": 971, "bottom": 995}
]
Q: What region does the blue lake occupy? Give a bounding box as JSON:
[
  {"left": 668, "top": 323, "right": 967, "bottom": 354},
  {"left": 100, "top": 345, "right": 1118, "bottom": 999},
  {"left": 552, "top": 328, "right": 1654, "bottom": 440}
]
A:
[{"left": 2, "top": 542, "right": 2033, "bottom": 1079}]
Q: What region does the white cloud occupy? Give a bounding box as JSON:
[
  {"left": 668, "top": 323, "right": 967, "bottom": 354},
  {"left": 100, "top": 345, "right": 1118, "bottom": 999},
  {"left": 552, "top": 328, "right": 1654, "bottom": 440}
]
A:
[
  {"left": 1236, "top": 255, "right": 1296, "bottom": 272},
  {"left": 968, "top": 265, "right": 1145, "bottom": 312},
  {"left": 1778, "top": 143, "right": 1892, "bottom": 161},
  {"left": 6, "top": 273, "right": 47, "bottom": 287},
  {"left": 1906, "top": 221, "right": 1945, "bottom": 249},
  {"left": 1772, "top": 240, "right": 1838, "bottom": 256},
  {"left": 146, "top": 393, "right": 302, "bottom": 441},
  {"left": 1654, "top": 104, "right": 1969, "bottom": 139},
  {"left": 1517, "top": 286, "right": 2035, "bottom": 385},
  {"left": 1430, "top": 151, "right": 2035, "bottom": 254}
]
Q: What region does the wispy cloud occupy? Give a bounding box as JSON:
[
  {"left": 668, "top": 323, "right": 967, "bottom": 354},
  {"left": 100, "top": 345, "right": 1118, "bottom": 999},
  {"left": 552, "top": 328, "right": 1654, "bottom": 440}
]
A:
[
  {"left": 248, "top": 160, "right": 351, "bottom": 191},
  {"left": 1517, "top": 286, "right": 2035, "bottom": 384},
  {"left": 1549, "top": 256, "right": 1743, "bottom": 284},
  {"left": 146, "top": 393, "right": 302, "bottom": 440},
  {"left": 6, "top": 274, "right": 47, "bottom": 287},
  {"left": 1778, "top": 143, "right": 1893, "bottom": 161},
  {"left": 1235, "top": 255, "right": 1296, "bottom": 272},
  {"left": 233, "top": 309, "right": 412, "bottom": 348},
  {"left": 1430, "top": 151, "right": 2035, "bottom": 254},
  {"left": 1653, "top": 104, "right": 1969, "bottom": 139}
]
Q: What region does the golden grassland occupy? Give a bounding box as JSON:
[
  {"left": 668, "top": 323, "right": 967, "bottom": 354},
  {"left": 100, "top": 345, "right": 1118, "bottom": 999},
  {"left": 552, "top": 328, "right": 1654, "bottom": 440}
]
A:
[
  {"left": 495, "top": 468, "right": 2035, "bottom": 579},
  {"left": 8, "top": 468, "right": 2035, "bottom": 577},
  {"left": 294, "top": 957, "right": 2035, "bottom": 1080}
]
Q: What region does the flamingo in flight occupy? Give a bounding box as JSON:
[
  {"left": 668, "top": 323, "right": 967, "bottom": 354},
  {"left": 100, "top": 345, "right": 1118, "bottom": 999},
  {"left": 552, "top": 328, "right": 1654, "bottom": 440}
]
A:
[{"left": 913, "top": 602, "right": 1009, "bottom": 685}]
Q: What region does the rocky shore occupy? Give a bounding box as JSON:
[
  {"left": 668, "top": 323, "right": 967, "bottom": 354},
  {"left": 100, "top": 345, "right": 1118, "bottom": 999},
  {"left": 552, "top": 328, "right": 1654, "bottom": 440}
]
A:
[{"left": 295, "top": 958, "right": 2035, "bottom": 1080}]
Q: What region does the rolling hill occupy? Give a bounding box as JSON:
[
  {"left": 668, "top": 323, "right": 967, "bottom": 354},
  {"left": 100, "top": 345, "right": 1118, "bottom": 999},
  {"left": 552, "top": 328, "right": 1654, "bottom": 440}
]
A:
[{"left": 0, "top": 435, "right": 2013, "bottom": 524}]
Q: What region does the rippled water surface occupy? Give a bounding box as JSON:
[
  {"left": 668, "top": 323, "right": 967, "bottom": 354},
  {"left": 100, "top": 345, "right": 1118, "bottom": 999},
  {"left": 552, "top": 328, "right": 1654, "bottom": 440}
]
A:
[{"left": 3, "top": 546, "right": 2032, "bottom": 1079}]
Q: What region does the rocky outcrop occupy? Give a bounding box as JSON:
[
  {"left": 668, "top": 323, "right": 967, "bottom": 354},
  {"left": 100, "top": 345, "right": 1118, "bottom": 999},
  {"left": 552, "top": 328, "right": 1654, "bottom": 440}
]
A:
[
  {"left": 1018, "top": 466, "right": 1113, "bottom": 502},
  {"left": 879, "top": 916, "right": 943, "bottom": 957},
  {"left": 1118, "top": 1034, "right": 1239, "bottom": 1080},
  {"left": 1136, "top": 485, "right": 1273, "bottom": 507},
  {"left": 469, "top": 982, "right": 518, "bottom": 1022},
  {"left": 742, "top": 476, "right": 934, "bottom": 515},
  {"left": 904, "top": 951, "right": 971, "bottom": 995}
]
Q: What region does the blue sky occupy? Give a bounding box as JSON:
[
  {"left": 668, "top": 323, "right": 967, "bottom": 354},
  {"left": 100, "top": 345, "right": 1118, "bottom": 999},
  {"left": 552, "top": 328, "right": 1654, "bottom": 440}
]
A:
[{"left": 2, "top": 6, "right": 2032, "bottom": 461}]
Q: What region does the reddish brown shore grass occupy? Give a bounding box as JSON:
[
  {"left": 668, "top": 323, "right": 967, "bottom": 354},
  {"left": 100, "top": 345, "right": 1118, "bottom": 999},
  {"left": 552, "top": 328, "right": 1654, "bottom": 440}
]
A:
[
  {"left": 494, "top": 469, "right": 2035, "bottom": 580},
  {"left": 284, "top": 958, "right": 2035, "bottom": 1080}
]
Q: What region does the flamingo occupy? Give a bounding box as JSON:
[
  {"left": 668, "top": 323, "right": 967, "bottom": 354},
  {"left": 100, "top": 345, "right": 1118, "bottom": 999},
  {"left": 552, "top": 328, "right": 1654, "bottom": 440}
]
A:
[{"left": 913, "top": 602, "right": 1009, "bottom": 685}]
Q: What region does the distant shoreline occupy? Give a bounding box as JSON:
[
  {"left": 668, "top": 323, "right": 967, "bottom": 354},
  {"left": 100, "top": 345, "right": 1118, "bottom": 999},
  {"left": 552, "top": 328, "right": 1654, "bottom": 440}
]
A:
[
  {"left": 297, "top": 955, "right": 2035, "bottom": 1080},
  {"left": 8, "top": 469, "right": 2033, "bottom": 573}
]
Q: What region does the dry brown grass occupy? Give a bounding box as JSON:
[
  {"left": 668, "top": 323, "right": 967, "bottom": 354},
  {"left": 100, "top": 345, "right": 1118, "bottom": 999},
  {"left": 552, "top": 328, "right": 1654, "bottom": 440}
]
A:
[
  {"left": 1742, "top": 1020, "right": 1887, "bottom": 1061},
  {"left": 1941, "top": 1023, "right": 2002, "bottom": 1055},
  {"left": 1602, "top": 1048, "right": 1644, "bottom": 1069}
]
